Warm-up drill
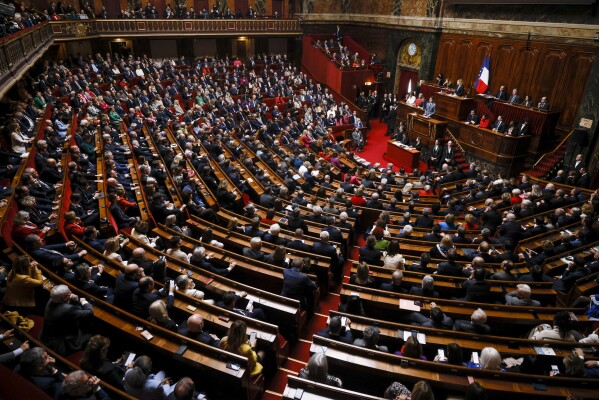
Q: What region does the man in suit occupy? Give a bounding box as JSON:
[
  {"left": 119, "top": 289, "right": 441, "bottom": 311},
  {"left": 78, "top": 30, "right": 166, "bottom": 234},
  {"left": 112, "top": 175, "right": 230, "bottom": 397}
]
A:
[
  {"left": 454, "top": 79, "right": 465, "bottom": 96},
  {"left": 423, "top": 96, "right": 436, "bottom": 118},
  {"left": 113, "top": 263, "right": 143, "bottom": 311},
  {"left": 17, "top": 347, "right": 65, "bottom": 398},
  {"left": 537, "top": 96, "right": 550, "bottom": 110},
  {"left": 453, "top": 308, "right": 491, "bottom": 334},
  {"left": 40, "top": 285, "right": 94, "bottom": 356},
  {"left": 508, "top": 88, "right": 521, "bottom": 104},
  {"left": 497, "top": 213, "right": 522, "bottom": 245},
  {"left": 464, "top": 109, "right": 479, "bottom": 125},
  {"left": 242, "top": 237, "right": 265, "bottom": 261},
  {"left": 461, "top": 268, "right": 492, "bottom": 303},
  {"left": 281, "top": 258, "right": 318, "bottom": 311},
  {"left": 442, "top": 140, "right": 455, "bottom": 166},
  {"left": 25, "top": 234, "right": 87, "bottom": 267},
  {"left": 505, "top": 284, "right": 541, "bottom": 306},
  {"left": 380, "top": 270, "right": 409, "bottom": 293},
  {"left": 410, "top": 302, "right": 454, "bottom": 329},
  {"left": 491, "top": 115, "right": 506, "bottom": 133},
  {"left": 316, "top": 316, "right": 353, "bottom": 344},
  {"left": 495, "top": 85, "right": 507, "bottom": 101},
  {"left": 312, "top": 231, "right": 343, "bottom": 283},
  {"left": 570, "top": 154, "right": 585, "bottom": 173},
  {"left": 132, "top": 277, "right": 174, "bottom": 319},
  {"left": 409, "top": 275, "right": 439, "bottom": 298},
  {"left": 415, "top": 208, "right": 434, "bottom": 229},
  {"left": 178, "top": 314, "right": 220, "bottom": 347},
  {"left": 54, "top": 370, "right": 111, "bottom": 400},
  {"left": 437, "top": 248, "right": 466, "bottom": 277},
  {"left": 518, "top": 119, "right": 530, "bottom": 136},
  {"left": 286, "top": 229, "right": 312, "bottom": 253},
  {"left": 429, "top": 139, "right": 442, "bottom": 170},
  {"left": 578, "top": 168, "right": 590, "bottom": 188}
]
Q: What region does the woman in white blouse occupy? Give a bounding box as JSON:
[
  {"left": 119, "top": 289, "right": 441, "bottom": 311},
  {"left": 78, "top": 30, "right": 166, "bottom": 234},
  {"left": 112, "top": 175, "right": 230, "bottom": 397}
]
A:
[
  {"left": 383, "top": 240, "right": 405, "bottom": 269},
  {"left": 10, "top": 123, "right": 32, "bottom": 154}
]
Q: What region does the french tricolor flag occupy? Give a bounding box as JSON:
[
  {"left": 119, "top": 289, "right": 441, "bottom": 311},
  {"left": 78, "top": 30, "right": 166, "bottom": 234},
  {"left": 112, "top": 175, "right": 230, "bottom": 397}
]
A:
[{"left": 474, "top": 55, "right": 490, "bottom": 94}]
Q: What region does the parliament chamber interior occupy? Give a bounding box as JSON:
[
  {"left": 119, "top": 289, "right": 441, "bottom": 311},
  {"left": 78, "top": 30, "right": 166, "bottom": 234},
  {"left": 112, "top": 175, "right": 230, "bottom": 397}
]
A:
[{"left": 1, "top": 0, "right": 599, "bottom": 399}]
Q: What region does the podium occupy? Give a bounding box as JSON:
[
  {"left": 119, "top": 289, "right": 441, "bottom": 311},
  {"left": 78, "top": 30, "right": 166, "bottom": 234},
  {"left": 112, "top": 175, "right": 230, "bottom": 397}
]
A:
[
  {"left": 434, "top": 92, "right": 476, "bottom": 121},
  {"left": 407, "top": 113, "right": 447, "bottom": 147}
]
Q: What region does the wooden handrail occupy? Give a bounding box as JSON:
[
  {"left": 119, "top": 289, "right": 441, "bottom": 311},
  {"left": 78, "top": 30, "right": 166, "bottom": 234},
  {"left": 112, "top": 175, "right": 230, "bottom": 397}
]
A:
[{"left": 532, "top": 128, "right": 575, "bottom": 169}]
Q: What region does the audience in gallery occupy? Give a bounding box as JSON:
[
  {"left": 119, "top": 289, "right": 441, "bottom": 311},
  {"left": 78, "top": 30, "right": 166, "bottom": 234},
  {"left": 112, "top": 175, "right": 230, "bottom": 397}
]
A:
[{"left": 0, "top": 47, "right": 598, "bottom": 400}]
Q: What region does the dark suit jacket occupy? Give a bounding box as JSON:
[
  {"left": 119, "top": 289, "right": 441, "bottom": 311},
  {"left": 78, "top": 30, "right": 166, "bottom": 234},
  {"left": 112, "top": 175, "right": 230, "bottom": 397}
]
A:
[
  {"left": 113, "top": 273, "right": 139, "bottom": 310},
  {"left": 41, "top": 300, "right": 94, "bottom": 355},
  {"left": 281, "top": 267, "right": 317, "bottom": 303},
  {"left": 462, "top": 279, "right": 492, "bottom": 302},
  {"left": 311, "top": 242, "right": 339, "bottom": 268},
  {"left": 316, "top": 326, "right": 353, "bottom": 344},
  {"left": 415, "top": 215, "right": 434, "bottom": 229},
  {"left": 437, "top": 261, "right": 464, "bottom": 277},
  {"left": 359, "top": 246, "right": 383, "bottom": 266},
  {"left": 242, "top": 247, "right": 265, "bottom": 261},
  {"left": 286, "top": 239, "right": 311, "bottom": 253},
  {"left": 453, "top": 320, "right": 491, "bottom": 334},
  {"left": 177, "top": 321, "right": 220, "bottom": 346}
]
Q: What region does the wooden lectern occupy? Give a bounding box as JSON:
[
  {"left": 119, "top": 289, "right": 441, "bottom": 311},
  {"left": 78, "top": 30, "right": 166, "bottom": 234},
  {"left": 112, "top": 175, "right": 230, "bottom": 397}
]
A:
[{"left": 434, "top": 92, "right": 476, "bottom": 121}]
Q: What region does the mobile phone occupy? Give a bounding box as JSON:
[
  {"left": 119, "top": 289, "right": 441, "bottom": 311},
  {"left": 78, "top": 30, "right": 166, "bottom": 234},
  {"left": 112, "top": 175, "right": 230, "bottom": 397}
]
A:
[
  {"left": 124, "top": 352, "right": 136, "bottom": 366},
  {"left": 551, "top": 365, "right": 560, "bottom": 375},
  {"left": 186, "top": 270, "right": 193, "bottom": 277},
  {"left": 249, "top": 332, "right": 257, "bottom": 343},
  {"left": 140, "top": 330, "right": 153, "bottom": 341},
  {"left": 176, "top": 344, "right": 188, "bottom": 355},
  {"left": 437, "top": 349, "right": 445, "bottom": 359},
  {"left": 472, "top": 352, "right": 479, "bottom": 365},
  {"left": 226, "top": 362, "right": 241, "bottom": 371}
]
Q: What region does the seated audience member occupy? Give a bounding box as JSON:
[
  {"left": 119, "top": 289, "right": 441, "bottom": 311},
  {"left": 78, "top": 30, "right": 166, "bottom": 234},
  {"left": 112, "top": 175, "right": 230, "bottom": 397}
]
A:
[
  {"left": 243, "top": 237, "right": 265, "bottom": 261},
  {"left": 434, "top": 343, "right": 466, "bottom": 366},
  {"left": 317, "top": 315, "right": 353, "bottom": 344},
  {"left": 17, "top": 347, "right": 65, "bottom": 397},
  {"left": 353, "top": 325, "right": 389, "bottom": 352},
  {"left": 80, "top": 335, "right": 125, "bottom": 390},
  {"left": 454, "top": 308, "right": 491, "bottom": 334},
  {"left": 410, "top": 275, "right": 439, "bottom": 298},
  {"left": 505, "top": 284, "right": 541, "bottom": 306},
  {"left": 55, "top": 370, "right": 110, "bottom": 400},
  {"left": 220, "top": 320, "right": 264, "bottom": 377},
  {"left": 41, "top": 285, "right": 94, "bottom": 356},
  {"left": 167, "top": 377, "right": 202, "bottom": 400},
  {"left": 396, "top": 335, "right": 426, "bottom": 360},
  {"left": 359, "top": 235, "right": 384, "bottom": 266},
  {"left": 380, "top": 270, "right": 409, "bottom": 293},
  {"left": 384, "top": 381, "right": 412, "bottom": 399},
  {"left": 218, "top": 290, "right": 266, "bottom": 320},
  {"left": 281, "top": 258, "right": 318, "bottom": 311},
  {"left": 178, "top": 314, "right": 220, "bottom": 347},
  {"left": 148, "top": 299, "right": 178, "bottom": 332},
  {"left": 469, "top": 347, "right": 504, "bottom": 371},
  {"left": 299, "top": 353, "right": 342, "bottom": 387},
  {"left": 350, "top": 262, "right": 376, "bottom": 287},
  {"left": 383, "top": 240, "right": 405, "bottom": 269},
  {"left": 0, "top": 330, "right": 29, "bottom": 363},
  {"left": 2, "top": 255, "right": 43, "bottom": 314},
  {"left": 529, "top": 311, "right": 576, "bottom": 341},
  {"left": 124, "top": 355, "right": 175, "bottom": 399},
  {"left": 410, "top": 302, "right": 454, "bottom": 329},
  {"left": 461, "top": 268, "right": 492, "bottom": 303}
]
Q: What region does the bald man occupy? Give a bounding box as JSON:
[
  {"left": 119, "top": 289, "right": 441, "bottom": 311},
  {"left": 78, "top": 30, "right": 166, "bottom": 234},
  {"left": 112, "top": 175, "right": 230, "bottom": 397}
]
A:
[{"left": 177, "top": 314, "right": 220, "bottom": 347}]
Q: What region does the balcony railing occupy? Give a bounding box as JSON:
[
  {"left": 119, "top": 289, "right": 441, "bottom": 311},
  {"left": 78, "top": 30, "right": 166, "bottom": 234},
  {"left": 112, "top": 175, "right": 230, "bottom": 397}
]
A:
[
  {"left": 0, "top": 18, "right": 301, "bottom": 97},
  {"left": 50, "top": 18, "right": 302, "bottom": 39}
]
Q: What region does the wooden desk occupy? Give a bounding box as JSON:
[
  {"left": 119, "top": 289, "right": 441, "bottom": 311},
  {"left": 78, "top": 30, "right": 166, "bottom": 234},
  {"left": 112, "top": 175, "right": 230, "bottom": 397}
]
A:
[
  {"left": 454, "top": 122, "right": 530, "bottom": 176},
  {"left": 385, "top": 140, "right": 420, "bottom": 171},
  {"left": 434, "top": 92, "right": 476, "bottom": 120},
  {"left": 406, "top": 113, "right": 447, "bottom": 147}
]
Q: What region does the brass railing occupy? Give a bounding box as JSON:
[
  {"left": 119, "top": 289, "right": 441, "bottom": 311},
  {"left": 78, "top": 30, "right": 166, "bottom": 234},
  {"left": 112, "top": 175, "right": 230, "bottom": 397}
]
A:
[{"left": 50, "top": 18, "right": 302, "bottom": 39}]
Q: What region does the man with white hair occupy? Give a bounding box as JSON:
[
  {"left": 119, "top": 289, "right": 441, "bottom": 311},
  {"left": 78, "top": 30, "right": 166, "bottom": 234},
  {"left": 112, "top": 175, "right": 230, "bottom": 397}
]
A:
[
  {"left": 57, "top": 370, "right": 108, "bottom": 399},
  {"left": 365, "top": 192, "right": 383, "bottom": 209},
  {"left": 497, "top": 212, "right": 522, "bottom": 244},
  {"left": 312, "top": 230, "right": 344, "bottom": 283},
  {"left": 263, "top": 223, "right": 288, "bottom": 245},
  {"left": 40, "top": 285, "right": 94, "bottom": 355},
  {"left": 453, "top": 308, "right": 491, "bottom": 334},
  {"left": 242, "top": 237, "right": 265, "bottom": 261},
  {"left": 505, "top": 284, "right": 541, "bottom": 306},
  {"left": 410, "top": 275, "right": 439, "bottom": 297}
]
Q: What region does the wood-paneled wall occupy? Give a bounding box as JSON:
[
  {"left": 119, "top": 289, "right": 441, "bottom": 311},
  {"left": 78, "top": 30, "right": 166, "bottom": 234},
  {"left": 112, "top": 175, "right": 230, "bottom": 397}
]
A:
[{"left": 434, "top": 34, "right": 596, "bottom": 130}]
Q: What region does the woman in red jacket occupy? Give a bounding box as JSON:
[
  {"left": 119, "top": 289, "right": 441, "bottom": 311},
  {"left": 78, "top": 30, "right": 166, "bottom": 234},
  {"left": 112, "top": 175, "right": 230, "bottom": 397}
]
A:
[
  {"left": 64, "top": 211, "right": 85, "bottom": 240},
  {"left": 12, "top": 210, "right": 49, "bottom": 246}
]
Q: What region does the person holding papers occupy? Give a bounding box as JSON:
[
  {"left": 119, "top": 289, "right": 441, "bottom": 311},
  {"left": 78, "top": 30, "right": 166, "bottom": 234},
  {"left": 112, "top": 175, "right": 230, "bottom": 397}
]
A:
[{"left": 423, "top": 96, "right": 436, "bottom": 118}]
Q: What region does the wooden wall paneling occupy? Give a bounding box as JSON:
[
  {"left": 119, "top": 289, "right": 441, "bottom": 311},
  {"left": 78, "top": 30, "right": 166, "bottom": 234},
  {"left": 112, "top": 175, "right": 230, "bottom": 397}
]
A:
[
  {"left": 533, "top": 48, "right": 568, "bottom": 114},
  {"left": 492, "top": 44, "right": 517, "bottom": 92},
  {"left": 195, "top": 0, "right": 210, "bottom": 12},
  {"left": 559, "top": 51, "right": 596, "bottom": 127},
  {"left": 512, "top": 47, "right": 540, "bottom": 98},
  {"left": 453, "top": 39, "right": 472, "bottom": 86},
  {"left": 435, "top": 37, "right": 456, "bottom": 80}
]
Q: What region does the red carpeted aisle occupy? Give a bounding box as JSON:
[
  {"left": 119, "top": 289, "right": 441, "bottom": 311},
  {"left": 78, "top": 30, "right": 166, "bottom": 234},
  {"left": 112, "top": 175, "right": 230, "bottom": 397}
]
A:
[{"left": 360, "top": 120, "right": 428, "bottom": 172}]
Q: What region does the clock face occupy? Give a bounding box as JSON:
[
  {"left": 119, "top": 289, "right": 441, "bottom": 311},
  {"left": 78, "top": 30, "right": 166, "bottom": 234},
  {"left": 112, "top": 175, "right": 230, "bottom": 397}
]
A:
[{"left": 408, "top": 43, "right": 417, "bottom": 56}]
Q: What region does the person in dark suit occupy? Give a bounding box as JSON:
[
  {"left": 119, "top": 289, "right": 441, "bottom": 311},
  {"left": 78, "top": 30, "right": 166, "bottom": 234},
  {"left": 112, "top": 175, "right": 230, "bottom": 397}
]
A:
[
  {"left": 517, "top": 118, "right": 530, "bottom": 136},
  {"left": 578, "top": 168, "right": 590, "bottom": 188},
  {"left": 359, "top": 235, "right": 383, "bottom": 266},
  {"left": 316, "top": 316, "right": 353, "bottom": 344},
  {"left": 453, "top": 308, "right": 491, "bottom": 334},
  {"left": 429, "top": 139, "right": 442, "bottom": 170},
  {"left": 217, "top": 291, "right": 266, "bottom": 321},
  {"left": 107, "top": 193, "right": 137, "bottom": 229},
  {"left": 132, "top": 277, "right": 174, "bottom": 319},
  {"left": 380, "top": 270, "right": 409, "bottom": 293},
  {"left": 496, "top": 213, "right": 522, "bottom": 245},
  {"left": 281, "top": 258, "right": 318, "bottom": 311},
  {"left": 537, "top": 96, "right": 550, "bottom": 110},
  {"left": 454, "top": 79, "right": 465, "bottom": 96},
  {"left": 415, "top": 208, "right": 434, "bottom": 229},
  {"left": 464, "top": 109, "right": 479, "bottom": 125},
  {"left": 442, "top": 140, "right": 455, "bottom": 165},
  {"left": 40, "top": 285, "right": 94, "bottom": 356},
  {"left": 25, "top": 234, "right": 86, "bottom": 267},
  {"left": 508, "top": 88, "right": 521, "bottom": 104},
  {"left": 409, "top": 275, "right": 439, "bottom": 298},
  {"left": 495, "top": 85, "right": 507, "bottom": 101},
  {"left": 570, "top": 154, "right": 585, "bottom": 173},
  {"left": 286, "top": 229, "right": 312, "bottom": 253},
  {"left": 461, "top": 268, "right": 492, "bottom": 303},
  {"left": 552, "top": 261, "right": 591, "bottom": 292},
  {"left": 490, "top": 260, "right": 516, "bottom": 281},
  {"left": 178, "top": 314, "right": 220, "bottom": 347},
  {"left": 410, "top": 302, "right": 454, "bottom": 329},
  {"left": 437, "top": 248, "right": 466, "bottom": 277},
  {"left": 491, "top": 115, "right": 506, "bottom": 133},
  {"left": 312, "top": 231, "right": 344, "bottom": 283},
  {"left": 17, "top": 347, "right": 65, "bottom": 398},
  {"left": 242, "top": 237, "right": 265, "bottom": 261},
  {"left": 113, "top": 263, "right": 143, "bottom": 311}
]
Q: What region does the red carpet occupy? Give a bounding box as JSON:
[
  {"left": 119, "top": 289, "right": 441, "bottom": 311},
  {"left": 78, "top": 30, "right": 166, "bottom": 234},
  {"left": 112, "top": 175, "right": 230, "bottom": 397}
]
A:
[{"left": 360, "top": 120, "right": 428, "bottom": 172}]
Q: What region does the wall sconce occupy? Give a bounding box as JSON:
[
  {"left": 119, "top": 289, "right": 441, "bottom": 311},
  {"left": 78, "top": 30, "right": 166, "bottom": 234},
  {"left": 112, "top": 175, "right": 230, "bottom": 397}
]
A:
[{"left": 364, "top": 81, "right": 372, "bottom": 86}]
